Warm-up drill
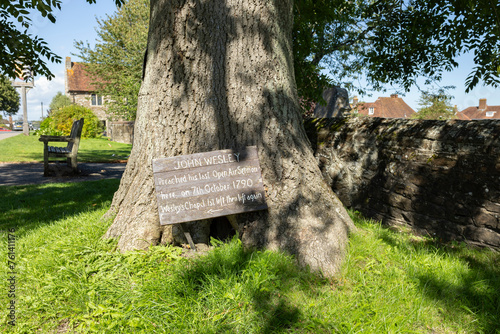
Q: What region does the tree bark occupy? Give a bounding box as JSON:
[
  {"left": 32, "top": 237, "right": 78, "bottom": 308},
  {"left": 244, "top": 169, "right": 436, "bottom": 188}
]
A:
[{"left": 105, "top": 0, "right": 354, "bottom": 276}]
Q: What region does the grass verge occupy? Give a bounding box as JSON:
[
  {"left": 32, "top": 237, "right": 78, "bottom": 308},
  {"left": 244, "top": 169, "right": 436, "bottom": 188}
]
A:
[
  {"left": 1, "top": 181, "right": 499, "bottom": 333},
  {"left": 0, "top": 133, "right": 132, "bottom": 163}
]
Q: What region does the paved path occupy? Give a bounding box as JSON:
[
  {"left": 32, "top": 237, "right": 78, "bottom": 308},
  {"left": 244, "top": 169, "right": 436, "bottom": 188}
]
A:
[
  {"left": 0, "top": 131, "right": 21, "bottom": 141},
  {"left": 0, "top": 162, "right": 126, "bottom": 187}
]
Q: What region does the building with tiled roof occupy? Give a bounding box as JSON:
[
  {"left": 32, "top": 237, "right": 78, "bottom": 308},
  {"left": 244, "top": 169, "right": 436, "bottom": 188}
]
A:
[
  {"left": 353, "top": 94, "right": 415, "bottom": 119},
  {"left": 456, "top": 98, "right": 500, "bottom": 120},
  {"left": 64, "top": 57, "right": 108, "bottom": 122}
]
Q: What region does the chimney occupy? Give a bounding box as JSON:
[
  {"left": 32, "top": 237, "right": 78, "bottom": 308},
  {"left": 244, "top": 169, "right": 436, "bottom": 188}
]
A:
[
  {"left": 65, "top": 57, "right": 72, "bottom": 96},
  {"left": 479, "top": 98, "right": 487, "bottom": 110},
  {"left": 390, "top": 94, "right": 398, "bottom": 98},
  {"left": 65, "top": 57, "right": 72, "bottom": 70},
  {"left": 353, "top": 96, "right": 358, "bottom": 106}
]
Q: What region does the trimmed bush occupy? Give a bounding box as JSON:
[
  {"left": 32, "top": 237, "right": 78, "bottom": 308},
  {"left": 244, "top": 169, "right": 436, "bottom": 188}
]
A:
[{"left": 38, "top": 105, "right": 103, "bottom": 138}]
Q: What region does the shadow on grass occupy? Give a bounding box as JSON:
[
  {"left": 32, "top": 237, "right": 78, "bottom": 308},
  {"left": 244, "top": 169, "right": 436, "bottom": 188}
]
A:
[
  {"left": 9, "top": 149, "right": 131, "bottom": 164},
  {"left": 376, "top": 224, "right": 500, "bottom": 333},
  {"left": 77, "top": 149, "right": 131, "bottom": 163},
  {"left": 0, "top": 179, "right": 120, "bottom": 237},
  {"left": 166, "top": 240, "right": 324, "bottom": 332}
]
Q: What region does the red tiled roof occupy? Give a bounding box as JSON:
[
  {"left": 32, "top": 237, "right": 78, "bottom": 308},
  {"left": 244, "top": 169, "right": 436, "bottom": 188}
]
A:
[
  {"left": 458, "top": 105, "right": 500, "bottom": 120},
  {"left": 355, "top": 95, "right": 415, "bottom": 119},
  {"left": 66, "top": 62, "right": 101, "bottom": 92},
  {"left": 455, "top": 112, "right": 472, "bottom": 120}
]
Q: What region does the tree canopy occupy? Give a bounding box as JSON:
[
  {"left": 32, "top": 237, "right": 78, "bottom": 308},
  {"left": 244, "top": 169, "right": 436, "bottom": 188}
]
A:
[
  {"left": 293, "top": 0, "right": 374, "bottom": 105},
  {"left": 412, "top": 88, "right": 456, "bottom": 120},
  {"left": 0, "top": 76, "right": 20, "bottom": 116},
  {"left": 293, "top": 0, "right": 500, "bottom": 106},
  {"left": 365, "top": 0, "right": 500, "bottom": 93},
  {"left": 1, "top": 0, "right": 499, "bottom": 109},
  {"left": 48, "top": 91, "right": 71, "bottom": 114},
  {"left": 0, "top": 0, "right": 124, "bottom": 80}
]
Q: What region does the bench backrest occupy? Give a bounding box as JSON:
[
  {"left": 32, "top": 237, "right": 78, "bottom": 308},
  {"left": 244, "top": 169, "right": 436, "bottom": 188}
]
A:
[{"left": 67, "top": 118, "right": 84, "bottom": 153}]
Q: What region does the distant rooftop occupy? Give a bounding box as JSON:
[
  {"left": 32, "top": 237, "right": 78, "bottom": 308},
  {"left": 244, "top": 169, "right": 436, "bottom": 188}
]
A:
[
  {"left": 354, "top": 94, "right": 416, "bottom": 119},
  {"left": 457, "top": 98, "right": 500, "bottom": 120},
  {"left": 65, "top": 56, "right": 102, "bottom": 93}
]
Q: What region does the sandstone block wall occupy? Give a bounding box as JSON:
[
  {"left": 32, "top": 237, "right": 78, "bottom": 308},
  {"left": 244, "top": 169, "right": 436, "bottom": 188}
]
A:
[
  {"left": 109, "top": 121, "right": 134, "bottom": 144},
  {"left": 310, "top": 117, "right": 500, "bottom": 248}
]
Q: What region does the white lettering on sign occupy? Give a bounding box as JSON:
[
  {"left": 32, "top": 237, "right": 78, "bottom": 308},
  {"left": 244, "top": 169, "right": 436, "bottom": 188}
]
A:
[
  {"left": 174, "top": 158, "right": 203, "bottom": 170},
  {"left": 156, "top": 174, "right": 188, "bottom": 185},
  {"left": 173, "top": 153, "right": 242, "bottom": 170},
  {"left": 153, "top": 147, "right": 268, "bottom": 225}
]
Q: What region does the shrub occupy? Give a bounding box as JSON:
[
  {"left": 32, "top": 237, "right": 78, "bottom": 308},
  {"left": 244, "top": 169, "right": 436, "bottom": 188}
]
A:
[
  {"left": 37, "top": 117, "right": 64, "bottom": 136},
  {"left": 37, "top": 105, "right": 103, "bottom": 138}
]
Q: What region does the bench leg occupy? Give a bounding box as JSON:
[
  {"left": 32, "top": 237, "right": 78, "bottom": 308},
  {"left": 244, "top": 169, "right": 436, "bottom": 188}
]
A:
[
  {"left": 68, "top": 156, "right": 78, "bottom": 174},
  {"left": 43, "top": 144, "right": 49, "bottom": 176}
]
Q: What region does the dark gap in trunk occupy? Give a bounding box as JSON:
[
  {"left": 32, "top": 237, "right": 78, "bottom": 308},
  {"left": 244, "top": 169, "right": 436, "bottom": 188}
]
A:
[{"left": 209, "top": 216, "right": 236, "bottom": 242}]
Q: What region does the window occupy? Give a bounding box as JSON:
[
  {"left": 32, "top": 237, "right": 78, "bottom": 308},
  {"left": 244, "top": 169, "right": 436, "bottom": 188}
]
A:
[
  {"left": 486, "top": 111, "right": 496, "bottom": 117},
  {"left": 91, "top": 94, "right": 102, "bottom": 106},
  {"left": 368, "top": 107, "right": 374, "bottom": 115}
]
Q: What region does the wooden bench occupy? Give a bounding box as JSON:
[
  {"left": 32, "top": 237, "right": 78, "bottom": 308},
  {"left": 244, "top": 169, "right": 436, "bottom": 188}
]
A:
[{"left": 39, "top": 118, "right": 84, "bottom": 176}]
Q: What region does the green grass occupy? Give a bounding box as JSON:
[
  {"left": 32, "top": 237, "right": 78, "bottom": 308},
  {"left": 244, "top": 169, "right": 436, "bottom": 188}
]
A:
[
  {"left": 1, "top": 181, "right": 499, "bottom": 333},
  {"left": 0, "top": 133, "right": 132, "bottom": 163}
]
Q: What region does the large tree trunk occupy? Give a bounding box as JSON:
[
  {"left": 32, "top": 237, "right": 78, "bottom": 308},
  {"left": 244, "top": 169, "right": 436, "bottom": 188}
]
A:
[{"left": 105, "top": 0, "right": 354, "bottom": 276}]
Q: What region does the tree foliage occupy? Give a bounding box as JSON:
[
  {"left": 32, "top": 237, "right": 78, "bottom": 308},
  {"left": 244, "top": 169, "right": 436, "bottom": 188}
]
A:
[
  {"left": 48, "top": 91, "right": 71, "bottom": 114},
  {"left": 365, "top": 0, "right": 500, "bottom": 93},
  {"left": 53, "top": 0, "right": 500, "bottom": 118},
  {"left": 293, "top": 0, "right": 500, "bottom": 108},
  {"left": 0, "top": 0, "right": 124, "bottom": 80},
  {"left": 293, "top": 0, "right": 374, "bottom": 107},
  {"left": 0, "top": 76, "right": 20, "bottom": 116},
  {"left": 412, "top": 88, "right": 456, "bottom": 120},
  {"left": 74, "top": 0, "right": 149, "bottom": 121},
  {"left": 2, "top": 0, "right": 498, "bottom": 113}
]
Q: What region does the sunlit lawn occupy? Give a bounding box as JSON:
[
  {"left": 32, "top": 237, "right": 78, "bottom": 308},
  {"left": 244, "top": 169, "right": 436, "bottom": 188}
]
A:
[
  {"left": 0, "top": 133, "right": 131, "bottom": 163},
  {"left": 1, "top": 180, "right": 499, "bottom": 333}
]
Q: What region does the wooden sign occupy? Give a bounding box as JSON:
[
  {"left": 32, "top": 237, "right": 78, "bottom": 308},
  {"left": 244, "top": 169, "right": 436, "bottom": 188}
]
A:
[{"left": 152, "top": 146, "right": 268, "bottom": 225}]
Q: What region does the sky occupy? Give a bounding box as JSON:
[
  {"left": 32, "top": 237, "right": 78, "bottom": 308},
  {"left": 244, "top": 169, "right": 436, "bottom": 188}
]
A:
[
  {"left": 12, "top": 0, "right": 500, "bottom": 121},
  {"left": 12, "top": 0, "right": 119, "bottom": 121}
]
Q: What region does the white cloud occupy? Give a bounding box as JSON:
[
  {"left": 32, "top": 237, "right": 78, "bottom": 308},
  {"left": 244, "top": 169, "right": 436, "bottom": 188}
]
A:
[{"left": 20, "top": 70, "right": 65, "bottom": 121}]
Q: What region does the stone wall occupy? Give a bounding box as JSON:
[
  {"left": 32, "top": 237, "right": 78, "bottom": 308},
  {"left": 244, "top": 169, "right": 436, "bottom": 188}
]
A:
[
  {"left": 309, "top": 117, "right": 500, "bottom": 248},
  {"left": 68, "top": 92, "right": 108, "bottom": 120},
  {"left": 109, "top": 121, "right": 134, "bottom": 144}
]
